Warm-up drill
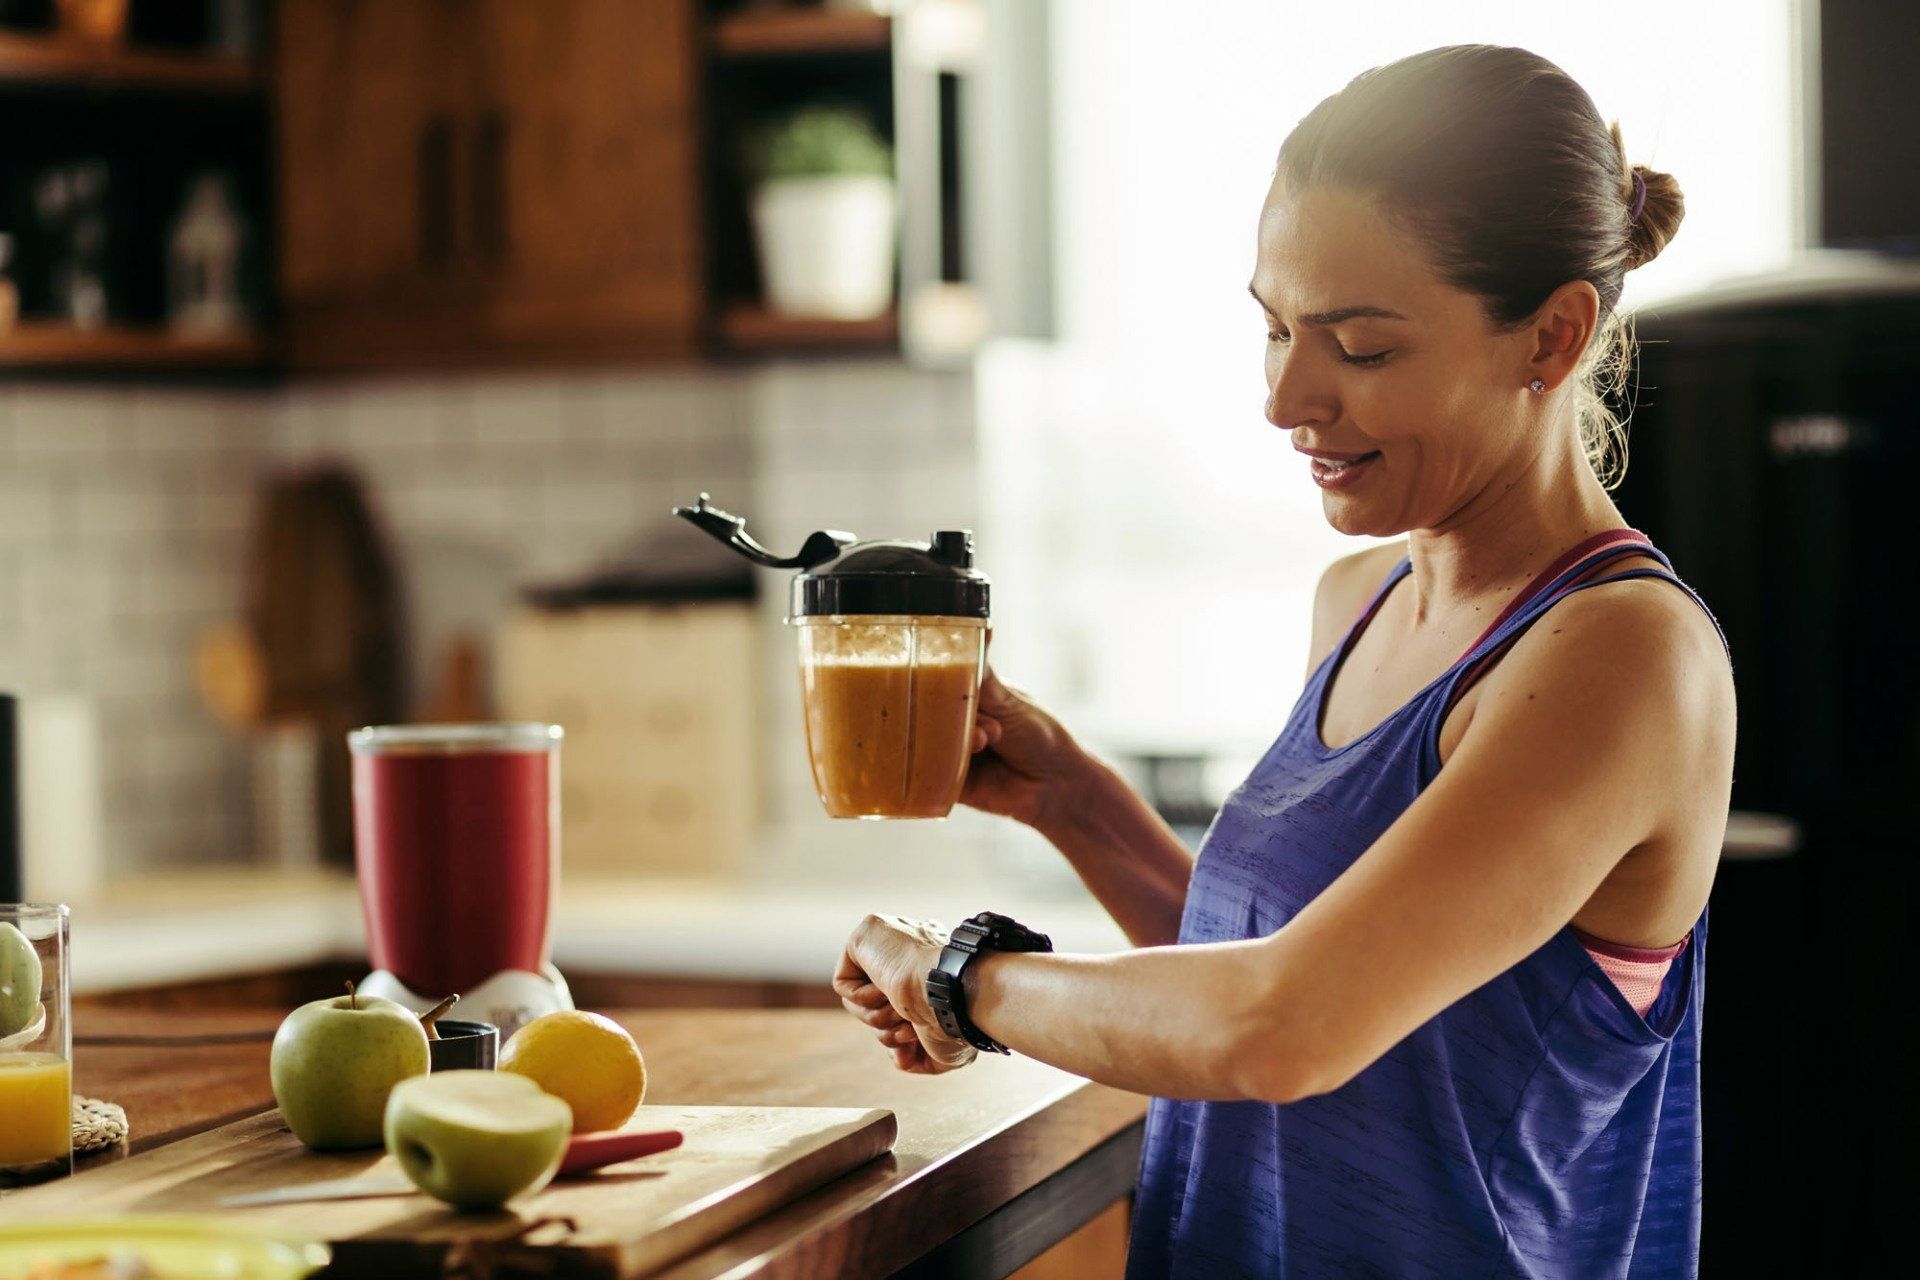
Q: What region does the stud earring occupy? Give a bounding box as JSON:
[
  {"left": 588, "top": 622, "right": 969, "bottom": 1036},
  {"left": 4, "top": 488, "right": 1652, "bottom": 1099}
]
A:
[{"left": 1528, "top": 379, "right": 1547, "bottom": 394}]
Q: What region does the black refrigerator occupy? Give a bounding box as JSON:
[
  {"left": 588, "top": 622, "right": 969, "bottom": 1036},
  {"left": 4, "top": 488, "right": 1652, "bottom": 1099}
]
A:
[{"left": 1612, "top": 256, "right": 1920, "bottom": 1275}]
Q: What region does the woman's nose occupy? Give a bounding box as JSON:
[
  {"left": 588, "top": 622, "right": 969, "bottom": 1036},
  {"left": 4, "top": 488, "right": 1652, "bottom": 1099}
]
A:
[{"left": 1264, "top": 353, "right": 1335, "bottom": 431}]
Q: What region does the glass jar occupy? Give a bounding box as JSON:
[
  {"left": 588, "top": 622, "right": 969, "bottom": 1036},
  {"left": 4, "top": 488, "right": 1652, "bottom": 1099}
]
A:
[{"left": 1, "top": 903, "right": 72, "bottom": 1187}]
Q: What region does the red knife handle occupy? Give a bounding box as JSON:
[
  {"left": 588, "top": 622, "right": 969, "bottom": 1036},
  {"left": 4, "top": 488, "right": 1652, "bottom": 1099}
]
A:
[{"left": 557, "top": 1128, "right": 684, "bottom": 1177}]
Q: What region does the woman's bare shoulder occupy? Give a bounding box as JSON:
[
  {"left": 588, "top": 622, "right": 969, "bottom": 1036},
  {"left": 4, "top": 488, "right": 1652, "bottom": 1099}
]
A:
[{"left": 1306, "top": 541, "right": 1409, "bottom": 677}]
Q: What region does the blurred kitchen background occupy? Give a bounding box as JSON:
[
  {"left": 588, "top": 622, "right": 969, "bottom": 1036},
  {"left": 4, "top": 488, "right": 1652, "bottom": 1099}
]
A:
[{"left": 0, "top": 0, "right": 1911, "bottom": 1271}]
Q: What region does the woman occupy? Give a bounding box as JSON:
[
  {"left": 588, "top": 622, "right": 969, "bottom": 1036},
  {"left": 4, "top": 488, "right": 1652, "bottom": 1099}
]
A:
[{"left": 835, "top": 44, "right": 1734, "bottom": 1277}]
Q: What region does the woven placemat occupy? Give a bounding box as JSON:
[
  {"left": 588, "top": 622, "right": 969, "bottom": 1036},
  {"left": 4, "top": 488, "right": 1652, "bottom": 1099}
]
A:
[{"left": 72, "top": 1096, "right": 128, "bottom": 1153}]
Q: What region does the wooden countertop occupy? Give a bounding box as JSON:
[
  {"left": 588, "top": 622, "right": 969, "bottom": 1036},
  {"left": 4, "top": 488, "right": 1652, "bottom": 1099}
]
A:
[{"left": 62, "top": 1008, "right": 1149, "bottom": 1278}]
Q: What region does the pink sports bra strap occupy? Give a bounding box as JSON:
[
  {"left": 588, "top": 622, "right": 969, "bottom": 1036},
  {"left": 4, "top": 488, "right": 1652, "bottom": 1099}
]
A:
[
  {"left": 1571, "top": 924, "right": 1691, "bottom": 963},
  {"left": 1441, "top": 560, "right": 1693, "bottom": 722},
  {"left": 1463, "top": 529, "right": 1653, "bottom": 655},
  {"left": 1346, "top": 530, "right": 1653, "bottom": 650}
]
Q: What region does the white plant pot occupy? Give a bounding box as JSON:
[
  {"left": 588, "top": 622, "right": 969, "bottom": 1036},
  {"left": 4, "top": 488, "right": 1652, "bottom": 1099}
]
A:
[{"left": 751, "top": 175, "right": 897, "bottom": 320}]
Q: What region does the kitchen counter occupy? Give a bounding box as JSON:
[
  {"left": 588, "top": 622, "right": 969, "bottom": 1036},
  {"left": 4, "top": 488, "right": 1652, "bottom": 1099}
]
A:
[
  {"left": 67, "top": 870, "right": 1132, "bottom": 997},
  {"left": 51, "top": 1006, "right": 1148, "bottom": 1278}
]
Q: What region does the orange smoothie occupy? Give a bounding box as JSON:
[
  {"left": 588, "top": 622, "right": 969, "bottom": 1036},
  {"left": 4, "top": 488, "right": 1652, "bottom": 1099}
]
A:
[
  {"left": 0, "top": 1052, "right": 72, "bottom": 1169},
  {"left": 800, "top": 657, "right": 981, "bottom": 818}
]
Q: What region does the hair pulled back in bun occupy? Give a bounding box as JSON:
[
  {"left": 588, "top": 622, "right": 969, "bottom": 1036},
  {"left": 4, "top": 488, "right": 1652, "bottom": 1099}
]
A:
[{"left": 1278, "top": 45, "right": 1685, "bottom": 487}]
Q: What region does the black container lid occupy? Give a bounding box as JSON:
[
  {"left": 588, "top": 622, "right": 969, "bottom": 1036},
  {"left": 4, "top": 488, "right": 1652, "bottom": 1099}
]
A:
[
  {"left": 792, "top": 531, "right": 989, "bottom": 619},
  {"left": 672, "top": 494, "right": 990, "bottom": 619}
]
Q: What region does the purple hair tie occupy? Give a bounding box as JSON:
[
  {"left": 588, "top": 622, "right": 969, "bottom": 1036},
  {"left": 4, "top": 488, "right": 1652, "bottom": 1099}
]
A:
[{"left": 1628, "top": 171, "right": 1648, "bottom": 225}]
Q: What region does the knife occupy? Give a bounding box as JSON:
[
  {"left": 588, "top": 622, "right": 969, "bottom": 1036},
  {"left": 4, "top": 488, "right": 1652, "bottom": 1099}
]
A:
[
  {"left": 556, "top": 1127, "right": 683, "bottom": 1176},
  {"left": 218, "top": 1128, "right": 685, "bottom": 1207}
]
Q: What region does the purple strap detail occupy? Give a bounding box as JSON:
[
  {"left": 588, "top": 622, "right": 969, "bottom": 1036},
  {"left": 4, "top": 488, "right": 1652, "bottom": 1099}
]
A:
[
  {"left": 1629, "top": 171, "right": 1648, "bottom": 224},
  {"left": 1327, "top": 532, "right": 1727, "bottom": 748},
  {"left": 1464, "top": 529, "right": 1652, "bottom": 655},
  {"left": 1343, "top": 529, "right": 1651, "bottom": 658},
  {"left": 1329, "top": 532, "right": 1662, "bottom": 732},
  {"left": 1440, "top": 558, "right": 1685, "bottom": 721}
]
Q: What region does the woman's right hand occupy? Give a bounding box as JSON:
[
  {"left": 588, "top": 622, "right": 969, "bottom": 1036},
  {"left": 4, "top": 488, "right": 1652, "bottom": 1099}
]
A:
[{"left": 962, "top": 668, "right": 1086, "bottom": 831}]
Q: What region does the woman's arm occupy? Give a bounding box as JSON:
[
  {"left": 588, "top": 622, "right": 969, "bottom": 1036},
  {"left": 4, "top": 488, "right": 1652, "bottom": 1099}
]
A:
[
  {"left": 840, "top": 581, "right": 1734, "bottom": 1098},
  {"left": 963, "top": 671, "right": 1193, "bottom": 948},
  {"left": 1027, "top": 753, "right": 1195, "bottom": 949}
]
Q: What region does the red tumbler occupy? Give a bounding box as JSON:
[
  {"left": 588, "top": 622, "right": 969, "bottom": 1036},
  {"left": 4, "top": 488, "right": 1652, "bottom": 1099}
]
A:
[{"left": 349, "top": 723, "right": 561, "bottom": 997}]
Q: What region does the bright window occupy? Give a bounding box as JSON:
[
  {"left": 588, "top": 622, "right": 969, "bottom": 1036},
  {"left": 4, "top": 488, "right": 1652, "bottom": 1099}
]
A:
[{"left": 980, "top": 1, "right": 1797, "bottom": 759}]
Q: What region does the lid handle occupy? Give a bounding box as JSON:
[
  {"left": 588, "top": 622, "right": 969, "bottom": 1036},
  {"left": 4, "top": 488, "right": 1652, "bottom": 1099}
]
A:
[{"left": 672, "top": 493, "right": 855, "bottom": 570}]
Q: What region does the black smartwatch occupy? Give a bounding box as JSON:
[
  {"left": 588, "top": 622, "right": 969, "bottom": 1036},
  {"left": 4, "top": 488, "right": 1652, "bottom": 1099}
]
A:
[{"left": 925, "top": 911, "right": 1053, "bottom": 1054}]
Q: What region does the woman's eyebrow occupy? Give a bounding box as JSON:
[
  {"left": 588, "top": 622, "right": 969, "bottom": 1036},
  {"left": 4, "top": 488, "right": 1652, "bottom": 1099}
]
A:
[{"left": 1247, "top": 283, "right": 1408, "bottom": 327}]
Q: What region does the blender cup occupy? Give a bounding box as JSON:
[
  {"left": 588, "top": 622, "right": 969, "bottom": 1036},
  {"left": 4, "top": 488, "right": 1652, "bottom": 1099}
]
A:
[
  {"left": 675, "top": 494, "right": 990, "bottom": 819},
  {"left": 349, "top": 723, "right": 571, "bottom": 1027},
  {"left": 795, "top": 613, "right": 988, "bottom": 818}
]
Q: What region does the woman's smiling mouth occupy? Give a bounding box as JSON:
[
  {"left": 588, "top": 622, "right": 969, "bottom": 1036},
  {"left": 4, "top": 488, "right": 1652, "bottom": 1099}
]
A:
[{"left": 1296, "top": 445, "right": 1383, "bottom": 490}]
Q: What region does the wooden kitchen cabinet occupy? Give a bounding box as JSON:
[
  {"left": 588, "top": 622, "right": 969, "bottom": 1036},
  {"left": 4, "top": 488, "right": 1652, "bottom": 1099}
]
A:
[
  {"left": 275, "top": 0, "right": 483, "bottom": 364},
  {"left": 275, "top": 0, "right": 701, "bottom": 369},
  {"left": 474, "top": 0, "right": 702, "bottom": 359}
]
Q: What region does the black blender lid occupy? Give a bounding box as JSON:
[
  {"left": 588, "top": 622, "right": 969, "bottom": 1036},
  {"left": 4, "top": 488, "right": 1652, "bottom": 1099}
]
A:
[
  {"left": 671, "top": 493, "right": 989, "bottom": 618},
  {"left": 793, "top": 531, "right": 988, "bottom": 619}
]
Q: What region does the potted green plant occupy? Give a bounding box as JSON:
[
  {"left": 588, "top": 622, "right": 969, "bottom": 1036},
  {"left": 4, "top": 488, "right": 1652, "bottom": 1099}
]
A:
[{"left": 748, "top": 106, "right": 896, "bottom": 320}]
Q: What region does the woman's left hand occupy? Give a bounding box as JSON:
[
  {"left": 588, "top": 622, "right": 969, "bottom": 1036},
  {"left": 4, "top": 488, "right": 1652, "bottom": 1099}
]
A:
[{"left": 833, "top": 914, "right": 977, "bottom": 1074}]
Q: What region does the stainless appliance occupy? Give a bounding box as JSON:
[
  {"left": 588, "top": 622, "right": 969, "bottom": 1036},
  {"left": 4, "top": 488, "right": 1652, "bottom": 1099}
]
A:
[{"left": 1613, "top": 254, "right": 1920, "bottom": 1276}]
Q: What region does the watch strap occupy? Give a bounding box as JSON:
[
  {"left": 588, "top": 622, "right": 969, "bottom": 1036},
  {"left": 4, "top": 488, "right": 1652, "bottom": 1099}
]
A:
[{"left": 926, "top": 912, "right": 1053, "bottom": 1054}]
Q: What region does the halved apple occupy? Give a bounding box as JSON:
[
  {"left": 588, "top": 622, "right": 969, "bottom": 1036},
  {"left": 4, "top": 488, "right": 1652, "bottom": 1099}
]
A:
[
  {"left": 384, "top": 1070, "right": 572, "bottom": 1211},
  {"left": 0, "top": 923, "right": 42, "bottom": 1040}
]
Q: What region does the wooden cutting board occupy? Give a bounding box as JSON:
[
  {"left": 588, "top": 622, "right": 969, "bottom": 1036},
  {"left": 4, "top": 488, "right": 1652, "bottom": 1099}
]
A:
[{"left": 0, "top": 1104, "right": 897, "bottom": 1278}]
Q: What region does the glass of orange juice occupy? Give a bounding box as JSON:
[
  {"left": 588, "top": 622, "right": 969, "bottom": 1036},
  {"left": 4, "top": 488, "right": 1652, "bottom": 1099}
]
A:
[{"left": 1, "top": 903, "right": 71, "bottom": 1187}]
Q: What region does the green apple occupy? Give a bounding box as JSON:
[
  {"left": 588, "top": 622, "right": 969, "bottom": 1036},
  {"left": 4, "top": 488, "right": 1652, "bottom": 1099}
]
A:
[
  {"left": 0, "top": 923, "right": 42, "bottom": 1040},
  {"left": 384, "top": 1070, "right": 572, "bottom": 1211},
  {"left": 270, "top": 983, "right": 430, "bottom": 1150}
]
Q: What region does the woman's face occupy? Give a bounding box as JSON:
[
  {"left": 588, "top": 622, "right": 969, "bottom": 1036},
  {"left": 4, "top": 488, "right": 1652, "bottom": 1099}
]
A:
[{"left": 1251, "top": 181, "right": 1541, "bottom": 538}]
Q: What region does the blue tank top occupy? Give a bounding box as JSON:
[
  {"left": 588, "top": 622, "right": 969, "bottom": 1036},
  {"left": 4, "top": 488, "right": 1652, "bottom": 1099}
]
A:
[{"left": 1127, "top": 532, "right": 1728, "bottom": 1279}]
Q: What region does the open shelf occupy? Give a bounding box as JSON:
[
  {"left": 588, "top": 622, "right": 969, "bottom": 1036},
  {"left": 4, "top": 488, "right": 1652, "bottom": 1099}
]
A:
[
  {"left": 715, "top": 304, "right": 897, "bottom": 353},
  {"left": 0, "top": 32, "right": 261, "bottom": 94},
  {"left": 0, "top": 323, "right": 271, "bottom": 371},
  {"left": 710, "top": 9, "right": 890, "bottom": 59}
]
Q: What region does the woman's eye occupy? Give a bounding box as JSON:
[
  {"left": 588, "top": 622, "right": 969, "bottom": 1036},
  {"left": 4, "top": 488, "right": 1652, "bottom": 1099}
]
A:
[{"left": 1263, "top": 325, "right": 1388, "bottom": 365}]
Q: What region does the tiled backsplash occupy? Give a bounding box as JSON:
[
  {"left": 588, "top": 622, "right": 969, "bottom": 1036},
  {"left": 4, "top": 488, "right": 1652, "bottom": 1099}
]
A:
[
  {"left": 0, "top": 359, "right": 1044, "bottom": 890},
  {"left": 270, "top": 370, "right": 754, "bottom": 699},
  {"left": 0, "top": 384, "right": 261, "bottom": 877}
]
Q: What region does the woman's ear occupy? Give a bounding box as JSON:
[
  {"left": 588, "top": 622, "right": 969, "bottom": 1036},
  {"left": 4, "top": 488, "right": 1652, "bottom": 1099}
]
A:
[{"left": 1523, "top": 280, "right": 1600, "bottom": 393}]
